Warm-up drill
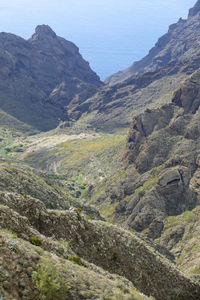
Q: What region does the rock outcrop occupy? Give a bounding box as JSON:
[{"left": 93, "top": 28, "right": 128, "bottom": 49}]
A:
[
  {"left": 120, "top": 68, "right": 200, "bottom": 237},
  {"left": 172, "top": 69, "right": 200, "bottom": 114},
  {"left": 0, "top": 25, "right": 102, "bottom": 131}
]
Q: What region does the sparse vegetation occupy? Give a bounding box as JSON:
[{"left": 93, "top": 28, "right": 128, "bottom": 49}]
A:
[
  {"left": 190, "top": 266, "right": 200, "bottom": 275},
  {"left": 32, "top": 257, "right": 71, "bottom": 300},
  {"left": 68, "top": 255, "right": 87, "bottom": 267},
  {"left": 29, "top": 236, "right": 42, "bottom": 247},
  {"left": 135, "top": 176, "right": 158, "bottom": 197}
]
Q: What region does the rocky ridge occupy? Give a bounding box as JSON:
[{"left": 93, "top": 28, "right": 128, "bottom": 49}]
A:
[
  {"left": 2, "top": 2, "right": 200, "bottom": 133},
  {"left": 1, "top": 191, "right": 200, "bottom": 299},
  {"left": 1, "top": 2, "right": 200, "bottom": 299},
  {"left": 66, "top": 0, "right": 200, "bottom": 132},
  {"left": 105, "top": 0, "right": 200, "bottom": 86},
  {"left": 121, "top": 68, "right": 200, "bottom": 236},
  {"left": 0, "top": 25, "right": 102, "bottom": 131}
]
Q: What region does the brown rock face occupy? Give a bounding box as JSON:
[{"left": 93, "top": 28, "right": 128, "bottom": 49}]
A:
[
  {"left": 123, "top": 105, "right": 175, "bottom": 167},
  {"left": 124, "top": 69, "right": 200, "bottom": 170},
  {"left": 0, "top": 25, "right": 102, "bottom": 131}
]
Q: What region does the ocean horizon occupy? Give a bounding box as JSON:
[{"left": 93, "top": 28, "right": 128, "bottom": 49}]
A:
[{"left": 0, "top": 0, "right": 196, "bottom": 79}]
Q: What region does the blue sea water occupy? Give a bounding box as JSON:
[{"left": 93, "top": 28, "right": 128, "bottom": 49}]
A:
[{"left": 0, "top": 0, "right": 196, "bottom": 79}]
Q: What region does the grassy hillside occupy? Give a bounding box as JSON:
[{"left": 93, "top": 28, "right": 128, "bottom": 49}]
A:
[{"left": 0, "top": 128, "right": 127, "bottom": 185}]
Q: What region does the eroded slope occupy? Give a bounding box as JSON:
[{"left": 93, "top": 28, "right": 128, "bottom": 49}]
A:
[{"left": 0, "top": 192, "right": 199, "bottom": 299}]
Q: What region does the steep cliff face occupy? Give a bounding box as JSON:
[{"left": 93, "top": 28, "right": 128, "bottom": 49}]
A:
[
  {"left": 105, "top": 0, "right": 200, "bottom": 86},
  {"left": 124, "top": 68, "right": 200, "bottom": 169},
  {"left": 120, "top": 68, "right": 200, "bottom": 237},
  {"left": 88, "top": 68, "right": 200, "bottom": 240},
  {"left": 0, "top": 25, "right": 102, "bottom": 131}
]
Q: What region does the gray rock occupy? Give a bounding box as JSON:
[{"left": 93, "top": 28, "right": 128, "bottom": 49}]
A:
[
  {"left": 0, "top": 25, "right": 102, "bottom": 131},
  {"left": 158, "top": 168, "right": 181, "bottom": 187}
]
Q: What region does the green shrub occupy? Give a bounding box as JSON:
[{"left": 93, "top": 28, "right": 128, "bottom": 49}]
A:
[
  {"left": 29, "top": 236, "right": 42, "bottom": 246},
  {"left": 32, "top": 258, "right": 71, "bottom": 300},
  {"left": 0, "top": 265, "right": 3, "bottom": 277},
  {"left": 68, "top": 255, "right": 86, "bottom": 267},
  {"left": 12, "top": 145, "right": 24, "bottom": 152},
  {"left": 181, "top": 211, "right": 198, "bottom": 222},
  {"left": 5, "top": 147, "right": 11, "bottom": 153},
  {"left": 76, "top": 207, "right": 83, "bottom": 221},
  {"left": 138, "top": 189, "right": 145, "bottom": 197},
  {"left": 112, "top": 251, "right": 118, "bottom": 262}
]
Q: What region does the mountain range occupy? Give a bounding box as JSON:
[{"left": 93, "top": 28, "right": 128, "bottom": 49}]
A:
[{"left": 1, "top": 1, "right": 200, "bottom": 300}]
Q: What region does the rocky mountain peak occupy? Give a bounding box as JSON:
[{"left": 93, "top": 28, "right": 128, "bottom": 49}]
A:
[
  {"left": 188, "top": 0, "right": 200, "bottom": 17},
  {"left": 0, "top": 26, "right": 102, "bottom": 131},
  {"left": 31, "top": 24, "right": 57, "bottom": 40}
]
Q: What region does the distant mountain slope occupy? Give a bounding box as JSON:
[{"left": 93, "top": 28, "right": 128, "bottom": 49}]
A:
[
  {"left": 72, "top": 0, "right": 200, "bottom": 131},
  {"left": 105, "top": 0, "right": 200, "bottom": 86},
  {"left": 0, "top": 25, "right": 102, "bottom": 131}
]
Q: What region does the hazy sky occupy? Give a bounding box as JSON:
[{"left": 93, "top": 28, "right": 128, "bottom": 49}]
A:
[{"left": 0, "top": 0, "right": 196, "bottom": 79}]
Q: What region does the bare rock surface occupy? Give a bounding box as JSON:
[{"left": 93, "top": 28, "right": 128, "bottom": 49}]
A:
[
  {"left": 89, "top": 67, "right": 200, "bottom": 241},
  {"left": 0, "top": 25, "right": 102, "bottom": 131}
]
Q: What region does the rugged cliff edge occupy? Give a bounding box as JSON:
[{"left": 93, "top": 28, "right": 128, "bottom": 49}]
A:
[
  {"left": 88, "top": 67, "right": 200, "bottom": 244},
  {"left": 105, "top": 0, "right": 200, "bottom": 86},
  {"left": 122, "top": 68, "right": 200, "bottom": 236}
]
